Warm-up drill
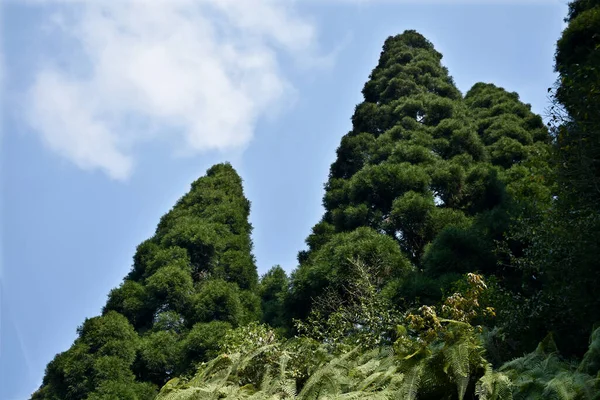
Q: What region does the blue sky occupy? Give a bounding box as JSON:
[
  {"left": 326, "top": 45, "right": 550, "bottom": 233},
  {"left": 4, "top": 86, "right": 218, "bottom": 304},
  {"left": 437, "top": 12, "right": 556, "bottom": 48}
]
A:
[{"left": 1, "top": 1, "right": 568, "bottom": 399}]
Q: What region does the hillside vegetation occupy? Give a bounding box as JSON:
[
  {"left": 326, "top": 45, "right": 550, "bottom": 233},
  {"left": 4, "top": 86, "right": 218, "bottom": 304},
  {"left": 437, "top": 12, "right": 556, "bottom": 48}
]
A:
[{"left": 32, "top": 1, "right": 600, "bottom": 399}]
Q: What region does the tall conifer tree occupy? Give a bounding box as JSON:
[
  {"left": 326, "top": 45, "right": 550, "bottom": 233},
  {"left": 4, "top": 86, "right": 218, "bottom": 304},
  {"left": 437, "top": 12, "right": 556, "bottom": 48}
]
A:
[
  {"left": 32, "top": 163, "right": 260, "bottom": 399},
  {"left": 288, "top": 30, "right": 551, "bottom": 321},
  {"left": 289, "top": 31, "right": 481, "bottom": 319},
  {"left": 502, "top": 0, "right": 600, "bottom": 356}
]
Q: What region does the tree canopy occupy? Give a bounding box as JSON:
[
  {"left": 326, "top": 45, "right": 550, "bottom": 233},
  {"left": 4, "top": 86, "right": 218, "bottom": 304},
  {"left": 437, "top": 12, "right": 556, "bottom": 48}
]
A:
[
  {"left": 32, "top": 163, "right": 261, "bottom": 399},
  {"left": 288, "top": 30, "right": 552, "bottom": 324}
]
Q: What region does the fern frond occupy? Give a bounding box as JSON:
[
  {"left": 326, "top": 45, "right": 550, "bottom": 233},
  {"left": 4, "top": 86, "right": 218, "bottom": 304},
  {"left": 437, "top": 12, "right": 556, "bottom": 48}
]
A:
[
  {"left": 542, "top": 372, "right": 577, "bottom": 400},
  {"left": 445, "top": 341, "right": 471, "bottom": 400},
  {"left": 475, "top": 364, "right": 513, "bottom": 400},
  {"left": 398, "top": 363, "right": 422, "bottom": 400}
]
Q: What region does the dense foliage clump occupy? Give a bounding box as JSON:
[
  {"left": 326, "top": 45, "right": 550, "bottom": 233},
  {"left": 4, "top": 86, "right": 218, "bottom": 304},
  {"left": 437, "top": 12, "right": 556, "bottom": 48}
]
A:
[
  {"left": 32, "top": 164, "right": 261, "bottom": 399},
  {"left": 31, "top": 2, "right": 600, "bottom": 399},
  {"left": 287, "top": 29, "right": 552, "bottom": 326},
  {"left": 153, "top": 274, "right": 600, "bottom": 400}
]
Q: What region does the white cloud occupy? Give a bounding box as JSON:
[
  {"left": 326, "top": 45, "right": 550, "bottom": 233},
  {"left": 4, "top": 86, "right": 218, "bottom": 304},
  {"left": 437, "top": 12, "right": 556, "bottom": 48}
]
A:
[
  {"left": 28, "top": 70, "right": 133, "bottom": 180},
  {"left": 25, "top": 0, "right": 322, "bottom": 180}
]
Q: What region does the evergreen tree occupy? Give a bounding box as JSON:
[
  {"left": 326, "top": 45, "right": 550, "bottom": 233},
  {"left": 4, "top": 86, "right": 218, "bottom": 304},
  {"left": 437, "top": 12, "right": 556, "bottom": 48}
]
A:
[
  {"left": 543, "top": 0, "right": 600, "bottom": 356},
  {"left": 498, "top": 0, "right": 600, "bottom": 357},
  {"left": 259, "top": 266, "right": 290, "bottom": 330},
  {"left": 554, "top": 0, "right": 600, "bottom": 205},
  {"left": 424, "top": 84, "right": 552, "bottom": 286},
  {"left": 288, "top": 30, "right": 551, "bottom": 322},
  {"left": 31, "top": 163, "right": 260, "bottom": 399},
  {"left": 423, "top": 84, "right": 552, "bottom": 292},
  {"left": 290, "top": 31, "right": 479, "bottom": 320},
  {"left": 464, "top": 83, "right": 551, "bottom": 206}
]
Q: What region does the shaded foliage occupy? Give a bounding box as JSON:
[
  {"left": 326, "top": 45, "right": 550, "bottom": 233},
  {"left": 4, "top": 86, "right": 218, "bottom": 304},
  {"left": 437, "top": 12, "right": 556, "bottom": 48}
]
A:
[{"left": 487, "top": 0, "right": 600, "bottom": 359}]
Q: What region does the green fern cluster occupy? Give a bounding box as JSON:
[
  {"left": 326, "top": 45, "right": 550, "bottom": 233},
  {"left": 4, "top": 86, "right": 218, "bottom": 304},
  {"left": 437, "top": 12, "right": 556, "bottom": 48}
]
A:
[
  {"left": 476, "top": 328, "right": 600, "bottom": 400},
  {"left": 155, "top": 345, "right": 404, "bottom": 400},
  {"left": 156, "top": 329, "right": 600, "bottom": 400},
  {"left": 497, "top": 332, "right": 600, "bottom": 400},
  {"left": 393, "top": 321, "right": 488, "bottom": 400},
  {"left": 154, "top": 279, "right": 600, "bottom": 400},
  {"left": 154, "top": 316, "right": 488, "bottom": 400}
]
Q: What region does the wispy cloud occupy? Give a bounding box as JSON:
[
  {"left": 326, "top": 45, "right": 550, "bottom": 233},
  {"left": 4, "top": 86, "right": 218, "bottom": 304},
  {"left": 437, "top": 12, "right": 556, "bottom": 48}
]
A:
[{"left": 24, "top": 0, "right": 323, "bottom": 180}]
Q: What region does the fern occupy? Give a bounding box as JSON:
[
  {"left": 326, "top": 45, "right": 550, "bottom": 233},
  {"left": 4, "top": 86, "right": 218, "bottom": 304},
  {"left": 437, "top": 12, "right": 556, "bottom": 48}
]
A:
[
  {"left": 155, "top": 332, "right": 600, "bottom": 400},
  {"left": 578, "top": 326, "right": 600, "bottom": 376},
  {"left": 154, "top": 288, "right": 600, "bottom": 400},
  {"left": 297, "top": 349, "right": 355, "bottom": 399},
  {"left": 476, "top": 364, "right": 513, "bottom": 400},
  {"left": 444, "top": 340, "right": 470, "bottom": 400},
  {"left": 497, "top": 333, "right": 600, "bottom": 400},
  {"left": 155, "top": 341, "right": 410, "bottom": 400},
  {"left": 398, "top": 363, "right": 422, "bottom": 400}
]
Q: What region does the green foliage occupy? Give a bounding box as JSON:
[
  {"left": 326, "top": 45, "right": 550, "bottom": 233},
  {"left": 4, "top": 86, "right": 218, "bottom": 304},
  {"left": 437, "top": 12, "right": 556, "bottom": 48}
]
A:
[
  {"left": 497, "top": 204, "right": 600, "bottom": 356},
  {"left": 292, "top": 29, "right": 552, "bottom": 325},
  {"left": 389, "top": 190, "right": 469, "bottom": 261},
  {"left": 153, "top": 344, "right": 404, "bottom": 400},
  {"left": 86, "top": 380, "right": 156, "bottom": 400},
  {"left": 218, "top": 322, "right": 283, "bottom": 386},
  {"left": 146, "top": 265, "right": 194, "bottom": 314},
  {"left": 144, "top": 246, "right": 191, "bottom": 280},
  {"left": 87, "top": 357, "right": 156, "bottom": 400},
  {"left": 220, "top": 322, "right": 278, "bottom": 355},
  {"left": 578, "top": 327, "right": 600, "bottom": 376},
  {"left": 180, "top": 321, "right": 232, "bottom": 371},
  {"left": 156, "top": 275, "right": 600, "bottom": 400},
  {"left": 289, "top": 227, "right": 410, "bottom": 321},
  {"left": 35, "top": 343, "right": 95, "bottom": 400},
  {"left": 475, "top": 365, "right": 513, "bottom": 400},
  {"left": 423, "top": 226, "right": 496, "bottom": 277},
  {"left": 152, "top": 311, "right": 185, "bottom": 334},
  {"left": 78, "top": 312, "right": 139, "bottom": 363},
  {"left": 294, "top": 259, "right": 402, "bottom": 349},
  {"left": 539, "top": 0, "right": 600, "bottom": 356},
  {"left": 392, "top": 274, "right": 494, "bottom": 400},
  {"left": 464, "top": 83, "right": 552, "bottom": 202},
  {"left": 238, "top": 290, "right": 263, "bottom": 326},
  {"left": 498, "top": 333, "right": 600, "bottom": 399},
  {"left": 31, "top": 312, "right": 152, "bottom": 400},
  {"left": 486, "top": 0, "right": 600, "bottom": 359},
  {"left": 104, "top": 280, "right": 152, "bottom": 330},
  {"left": 259, "top": 266, "right": 289, "bottom": 330},
  {"left": 32, "top": 164, "right": 260, "bottom": 399},
  {"left": 136, "top": 331, "right": 181, "bottom": 385},
  {"left": 189, "top": 279, "right": 245, "bottom": 326},
  {"left": 301, "top": 30, "right": 480, "bottom": 273},
  {"left": 156, "top": 163, "right": 257, "bottom": 291}
]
